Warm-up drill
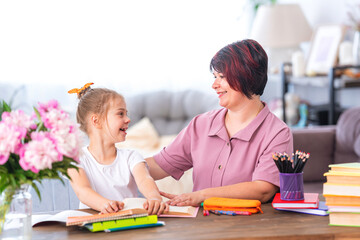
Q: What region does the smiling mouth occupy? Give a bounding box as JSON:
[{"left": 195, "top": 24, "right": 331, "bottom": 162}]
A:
[
  {"left": 217, "top": 91, "right": 227, "bottom": 97},
  {"left": 120, "top": 128, "right": 127, "bottom": 132}
]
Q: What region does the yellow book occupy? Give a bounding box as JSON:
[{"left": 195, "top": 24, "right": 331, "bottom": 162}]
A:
[
  {"left": 323, "top": 183, "right": 360, "bottom": 197},
  {"left": 329, "top": 212, "right": 360, "bottom": 227},
  {"left": 324, "top": 194, "right": 360, "bottom": 206},
  {"left": 329, "top": 162, "right": 360, "bottom": 173},
  {"left": 324, "top": 171, "right": 360, "bottom": 185}
]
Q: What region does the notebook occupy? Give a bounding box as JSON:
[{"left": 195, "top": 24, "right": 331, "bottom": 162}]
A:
[
  {"left": 275, "top": 201, "right": 328, "bottom": 216},
  {"left": 83, "top": 215, "right": 165, "bottom": 232},
  {"left": 272, "top": 193, "right": 319, "bottom": 209}
]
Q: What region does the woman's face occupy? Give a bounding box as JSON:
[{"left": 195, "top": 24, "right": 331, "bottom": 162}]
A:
[{"left": 212, "top": 71, "right": 244, "bottom": 109}]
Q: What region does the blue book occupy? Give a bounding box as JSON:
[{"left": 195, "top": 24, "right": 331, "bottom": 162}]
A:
[{"left": 275, "top": 201, "right": 328, "bottom": 216}]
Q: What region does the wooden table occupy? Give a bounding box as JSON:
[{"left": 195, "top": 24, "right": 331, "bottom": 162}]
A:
[{"left": 32, "top": 204, "right": 360, "bottom": 240}]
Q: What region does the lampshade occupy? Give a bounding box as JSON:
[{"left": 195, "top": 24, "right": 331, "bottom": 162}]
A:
[{"left": 250, "top": 4, "right": 312, "bottom": 48}]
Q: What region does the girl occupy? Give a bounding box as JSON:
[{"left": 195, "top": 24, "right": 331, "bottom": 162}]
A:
[{"left": 68, "top": 83, "right": 168, "bottom": 215}]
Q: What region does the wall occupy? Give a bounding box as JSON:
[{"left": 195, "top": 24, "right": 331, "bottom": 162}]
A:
[
  {"left": 262, "top": 0, "right": 360, "bottom": 110},
  {"left": 1, "top": 0, "right": 360, "bottom": 114}
]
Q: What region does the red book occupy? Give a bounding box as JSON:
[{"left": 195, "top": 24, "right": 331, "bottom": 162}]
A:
[{"left": 272, "top": 193, "right": 319, "bottom": 209}]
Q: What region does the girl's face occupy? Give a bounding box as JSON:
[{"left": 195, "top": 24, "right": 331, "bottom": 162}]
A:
[
  {"left": 212, "top": 71, "right": 244, "bottom": 110},
  {"left": 103, "top": 97, "right": 130, "bottom": 143}
]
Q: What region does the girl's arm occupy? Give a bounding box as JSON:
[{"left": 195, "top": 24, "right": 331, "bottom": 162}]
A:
[
  {"left": 67, "top": 168, "right": 124, "bottom": 213},
  {"left": 132, "top": 162, "right": 169, "bottom": 215},
  {"left": 145, "top": 157, "right": 170, "bottom": 180}
]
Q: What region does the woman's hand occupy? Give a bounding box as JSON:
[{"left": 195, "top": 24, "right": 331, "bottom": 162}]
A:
[
  {"left": 160, "top": 191, "right": 205, "bottom": 207},
  {"left": 100, "top": 200, "right": 124, "bottom": 214},
  {"left": 143, "top": 198, "right": 169, "bottom": 215}
]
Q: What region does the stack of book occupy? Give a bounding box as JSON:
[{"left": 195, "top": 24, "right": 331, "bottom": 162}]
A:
[
  {"left": 33, "top": 198, "right": 198, "bottom": 232},
  {"left": 66, "top": 201, "right": 164, "bottom": 232},
  {"left": 272, "top": 192, "right": 328, "bottom": 216},
  {"left": 323, "top": 162, "right": 360, "bottom": 227},
  {"left": 64, "top": 198, "right": 198, "bottom": 232}
]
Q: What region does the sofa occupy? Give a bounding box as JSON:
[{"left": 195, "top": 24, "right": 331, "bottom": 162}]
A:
[
  {"left": 30, "top": 90, "right": 360, "bottom": 212},
  {"left": 295, "top": 106, "right": 360, "bottom": 193}
]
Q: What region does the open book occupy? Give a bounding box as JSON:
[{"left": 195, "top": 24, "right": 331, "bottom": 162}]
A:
[
  {"left": 32, "top": 210, "right": 92, "bottom": 227},
  {"left": 122, "top": 198, "right": 199, "bottom": 218},
  {"left": 67, "top": 198, "right": 198, "bottom": 226}
]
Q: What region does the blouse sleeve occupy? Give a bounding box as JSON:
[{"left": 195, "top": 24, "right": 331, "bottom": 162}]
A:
[
  {"left": 153, "top": 120, "right": 194, "bottom": 180},
  {"left": 252, "top": 127, "right": 293, "bottom": 187}
]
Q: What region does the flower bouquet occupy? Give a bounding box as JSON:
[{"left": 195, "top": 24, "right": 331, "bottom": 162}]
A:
[{"left": 0, "top": 100, "right": 82, "bottom": 233}]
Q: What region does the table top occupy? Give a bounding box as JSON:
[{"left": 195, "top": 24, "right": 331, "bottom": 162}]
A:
[{"left": 32, "top": 204, "right": 360, "bottom": 240}]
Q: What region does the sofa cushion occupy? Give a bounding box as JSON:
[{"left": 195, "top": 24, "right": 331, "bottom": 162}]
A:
[
  {"left": 335, "top": 106, "right": 360, "bottom": 163},
  {"left": 116, "top": 117, "right": 160, "bottom": 152},
  {"left": 292, "top": 126, "right": 336, "bottom": 182},
  {"left": 125, "top": 90, "right": 219, "bottom": 135}
]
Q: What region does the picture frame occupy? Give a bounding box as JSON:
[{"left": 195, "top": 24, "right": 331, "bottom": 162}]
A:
[{"left": 306, "top": 25, "right": 346, "bottom": 75}]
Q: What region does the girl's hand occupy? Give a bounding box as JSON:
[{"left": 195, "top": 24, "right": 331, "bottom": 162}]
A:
[
  {"left": 100, "top": 200, "right": 124, "bottom": 214},
  {"left": 143, "top": 198, "right": 169, "bottom": 215},
  {"left": 160, "top": 191, "right": 204, "bottom": 207}
]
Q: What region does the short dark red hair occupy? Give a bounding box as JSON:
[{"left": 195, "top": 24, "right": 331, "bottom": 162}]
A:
[{"left": 210, "top": 39, "right": 268, "bottom": 99}]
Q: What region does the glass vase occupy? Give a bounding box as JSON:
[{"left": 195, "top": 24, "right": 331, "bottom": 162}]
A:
[
  {"left": 353, "top": 31, "right": 360, "bottom": 66},
  {"left": 0, "top": 185, "right": 32, "bottom": 240}
]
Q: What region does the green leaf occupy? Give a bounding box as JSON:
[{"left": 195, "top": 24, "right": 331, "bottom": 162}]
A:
[
  {"left": 2, "top": 100, "right": 11, "bottom": 112},
  {"left": 31, "top": 182, "right": 41, "bottom": 201},
  {"left": 33, "top": 106, "right": 41, "bottom": 121}
]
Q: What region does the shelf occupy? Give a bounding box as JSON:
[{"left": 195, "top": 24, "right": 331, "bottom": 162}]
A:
[{"left": 281, "top": 63, "right": 360, "bottom": 125}]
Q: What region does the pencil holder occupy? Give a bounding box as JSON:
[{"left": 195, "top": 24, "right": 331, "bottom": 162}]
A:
[{"left": 279, "top": 172, "right": 304, "bottom": 201}]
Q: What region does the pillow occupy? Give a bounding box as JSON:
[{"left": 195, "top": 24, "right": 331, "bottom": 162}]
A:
[{"left": 116, "top": 117, "right": 160, "bottom": 150}]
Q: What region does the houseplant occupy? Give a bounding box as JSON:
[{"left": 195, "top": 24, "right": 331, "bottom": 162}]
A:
[{"left": 0, "top": 99, "right": 81, "bottom": 237}]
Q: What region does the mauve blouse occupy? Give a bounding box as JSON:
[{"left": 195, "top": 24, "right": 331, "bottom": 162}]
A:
[{"left": 153, "top": 103, "right": 293, "bottom": 191}]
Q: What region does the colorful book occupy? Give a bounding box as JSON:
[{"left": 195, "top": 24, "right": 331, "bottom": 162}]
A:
[
  {"left": 275, "top": 201, "right": 328, "bottom": 216},
  {"left": 328, "top": 162, "right": 360, "bottom": 173},
  {"left": 329, "top": 212, "right": 360, "bottom": 227},
  {"left": 103, "top": 221, "right": 165, "bottom": 232},
  {"left": 67, "top": 211, "right": 148, "bottom": 226},
  {"left": 66, "top": 197, "right": 198, "bottom": 226},
  {"left": 328, "top": 205, "right": 360, "bottom": 213},
  {"left": 83, "top": 215, "right": 165, "bottom": 232},
  {"left": 324, "top": 194, "right": 360, "bottom": 206},
  {"left": 271, "top": 193, "right": 319, "bottom": 209},
  {"left": 323, "top": 183, "right": 360, "bottom": 197},
  {"left": 324, "top": 171, "right": 360, "bottom": 185}
]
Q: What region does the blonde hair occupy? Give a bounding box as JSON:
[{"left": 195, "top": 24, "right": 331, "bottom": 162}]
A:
[{"left": 76, "top": 88, "right": 124, "bottom": 134}]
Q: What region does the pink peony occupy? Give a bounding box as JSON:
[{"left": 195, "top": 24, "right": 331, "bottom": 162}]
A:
[
  {"left": 2, "top": 109, "right": 33, "bottom": 129},
  {"left": 19, "top": 132, "right": 62, "bottom": 173},
  {"left": 0, "top": 122, "right": 26, "bottom": 164},
  {"left": 42, "top": 108, "right": 71, "bottom": 130},
  {"left": 51, "top": 128, "right": 82, "bottom": 161},
  {"left": 37, "top": 100, "right": 59, "bottom": 113}
]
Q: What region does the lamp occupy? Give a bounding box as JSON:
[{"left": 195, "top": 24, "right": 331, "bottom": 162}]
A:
[{"left": 250, "top": 4, "right": 312, "bottom": 72}]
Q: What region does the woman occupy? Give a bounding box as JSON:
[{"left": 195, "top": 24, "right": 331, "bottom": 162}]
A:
[{"left": 146, "top": 39, "right": 293, "bottom": 206}]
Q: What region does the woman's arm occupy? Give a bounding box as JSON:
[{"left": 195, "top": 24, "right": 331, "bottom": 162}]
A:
[
  {"left": 67, "top": 168, "right": 124, "bottom": 213},
  {"left": 132, "top": 162, "right": 169, "bottom": 215},
  {"left": 145, "top": 157, "right": 170, "bottom": 180},
  {"left": 161, "top": 180, "right": 278, "bottom": 206}
]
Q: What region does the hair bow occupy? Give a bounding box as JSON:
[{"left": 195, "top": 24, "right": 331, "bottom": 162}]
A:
[{"left": 68, "top": 82, "right": 94, "bottom": 96}]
